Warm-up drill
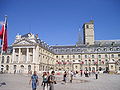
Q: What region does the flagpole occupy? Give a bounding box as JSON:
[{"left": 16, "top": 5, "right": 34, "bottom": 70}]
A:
[{"left": 0, "top": 16, "right": 7, "bottom": 73}]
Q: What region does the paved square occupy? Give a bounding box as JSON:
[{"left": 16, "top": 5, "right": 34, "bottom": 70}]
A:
[{"left": 0, "top": 74, "right": 120, "bottom": 90}]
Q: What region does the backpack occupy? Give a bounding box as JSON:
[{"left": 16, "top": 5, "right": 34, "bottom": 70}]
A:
[
  {"left": 48, "top": 75, "right": 52, "bottom": 83},
  {"left": 43, "top": 76, "right": 48, "bottom": 83}
]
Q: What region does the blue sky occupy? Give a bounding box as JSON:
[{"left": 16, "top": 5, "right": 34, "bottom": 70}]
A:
[{"left": 0, "top": 0, "right": 120, "bottom": 45}]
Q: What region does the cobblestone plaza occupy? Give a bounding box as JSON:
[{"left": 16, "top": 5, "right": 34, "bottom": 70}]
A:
[{"left": 0, "top": 73, "right": 120, "bottom": 90}]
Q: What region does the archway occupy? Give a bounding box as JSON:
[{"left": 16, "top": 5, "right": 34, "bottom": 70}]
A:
[
  {"left": 20, "top": 65, "right": 24, "bottom": 73},
  {"left": 28, "top": 65, "right": 32, "bottom": 74},
  {"left": 6, "top": 65, "right": 9, "bottom": 71}
]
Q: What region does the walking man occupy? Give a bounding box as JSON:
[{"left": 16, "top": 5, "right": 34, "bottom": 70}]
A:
[
  {"left": 95, "top": 70, "right": 99, "bottom": 79},
  {"left": 63, "top": 71, "right": 67, "bottom": 83},
  {"left": 48, "top": 71, "right": 56, "bottom": 90},
  {"left": 80, "top": 70, "right": 83, "bottom": 77},
  {"left": 70, "top": 71, "right": 73, "bottom": 83},
  {"left": 29, "top": 71, "right": 39, "bottom": 90}
]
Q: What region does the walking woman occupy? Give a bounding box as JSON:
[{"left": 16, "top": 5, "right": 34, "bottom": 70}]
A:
[{"left": 42, "top": 72, "right": 48, "bottom": 90}]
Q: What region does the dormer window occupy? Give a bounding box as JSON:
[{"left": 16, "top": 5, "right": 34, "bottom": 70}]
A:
[{"left": 86, "top": 25, "right": 89, "bottom": 28}]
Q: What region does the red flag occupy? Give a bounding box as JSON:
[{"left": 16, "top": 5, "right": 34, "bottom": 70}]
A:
[
  {"left": 0, "top": 25, "right": 4, "bottom": 39},
  {"left": 0, "top": 18, "right": 8, "bottom": 51}
]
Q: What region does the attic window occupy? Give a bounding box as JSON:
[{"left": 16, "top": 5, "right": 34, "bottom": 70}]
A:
[
  {"left": 86, "top": 25, "right": 89, "bottom": 28},
  {"left": 111, "top": 42, "right": 115, "bottom": 46}
]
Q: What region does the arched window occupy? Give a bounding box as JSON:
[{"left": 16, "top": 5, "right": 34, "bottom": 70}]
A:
[
  {"left": 92, "top": 55, "right": 94, "bottom": 58},
  {"left": 28, "top": 65, "right": 31, "bottom": 71},
  {"left": 99, "top": 67, "right": 102, "bottom": 71},
  {"left": 92, "top": 60, "right": 94, "bottom": 64},
  {"left": 1, "top": 56, "right": 4, "bottom": 63},
  {"left": 86, "top": 25, "right": 89, "bottom": 28},
  {"left": 89, "top": 60, "right": 91, "bottom": 64},
  {"left": 13, "top": 65, "right": 17, "bottom": 70},
  {"left": 21, "top": 65, "right": 24, "bottom": 69},
  {"left": 85, "top": 60, "right": 87, "bottom": 65},
  {"left": 99, "top": 60, "right": 101, "bottom": 65},
  {"left": 92, "top": 67, "right": 95, "bottom": 71},
  {"left": 6, "top": 56, "right": 10, "bottom": 63},
  {"left": 75, "top": 66, "right": 78, "bottom": 69},
  {"left": 98, "top": 55, "right": 101, "bottom": 58},
  {"left": 85, "top": 55, "right": 87, "bottom": 58},
  {"left": 6, "top": 65, "right": 9, "bottom": 71},
  {"left": 89, "top": 67, "right": 91, "bottom": 71}
]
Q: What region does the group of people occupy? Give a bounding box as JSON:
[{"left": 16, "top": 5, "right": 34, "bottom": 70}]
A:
[
  {"left": 29, "top": 71, "right": 56, "bottom": 90},
  {"left": 63, "top": 71, "right": 74, "bottom": 83},
  {"left": 62, "top": 70, "right": 99, "bottom": 84},
  {"left": 29, "top": 70, "right": 99, "bottom": 90}
]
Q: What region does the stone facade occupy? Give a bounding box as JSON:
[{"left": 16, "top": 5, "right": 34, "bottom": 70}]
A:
[{"left": 0, "top": 20, "right": 120, "bottom": 74}]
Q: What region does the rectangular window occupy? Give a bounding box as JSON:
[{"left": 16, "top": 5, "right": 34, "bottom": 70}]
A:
[
  {"left": 98, "top": 55, "right": 101, "bottom": 58},
  {"left": 67, "top": 55, "right": 69, "bottom": 58},
  {"left": 92, "top": 60, "right": 94, "bottom": 64},
  {"left": 118, "top": 54, "right": 120, "bottom": 57},
  {"left": 105, "top": 54, "right": 107, "bottom": 58},
  {"left": 78, "top": 55, "right": 80, "bottom": 58},
  {"left": 56, "top": 56, "right": 58, "bottom": 58},
  {"left": 85, "top": 55, "right": 87, "bottom": 58},
  {"left": 111, "top": 54, "right": 114, "bottom": 58},
  {"left": 85, "top": 60, "right": 87, "bottom": 65},
  {"left": 73, "top": 55, "right": 75, "bottom": 58}
]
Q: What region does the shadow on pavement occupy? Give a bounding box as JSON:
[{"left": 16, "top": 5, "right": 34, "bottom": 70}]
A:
[{"left": 0, "top": 82, "right": 6, "bottom": 87}]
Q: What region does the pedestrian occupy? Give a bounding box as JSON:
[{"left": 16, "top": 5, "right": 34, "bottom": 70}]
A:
[
  {"left": 14, "top": 70, "right": 16, "bottom": 74},
  {"left": 80, "top": 70, "right": 83, "bottom": 77},
  {"left": 95, "top": 70, "right": 99, "bottom": 79},
  {"left": 63, "top": 71, "right": 67, "bottom": 83},
  {"left": 47, "top": 72, "right": 50, "bottom": 88},
  {"left": 48, "top": 71, "right": 56, "bottom": 90},
  {"left": 70, "top": 71, "right": 73, "bottom": 83},
  {"left": 29, "top": 71, "right": 39, "bottom": 90},
  {"left": 42, "top": 72, "right": 48, "bottom": 90}
]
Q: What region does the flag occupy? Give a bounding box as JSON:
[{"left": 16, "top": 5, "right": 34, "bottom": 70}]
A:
[
  {"left": 0, "top": 25, "right": 4, "bottom": 39},
  {"left": 0, "top": 17, "right": 8, "bottom": 51}
]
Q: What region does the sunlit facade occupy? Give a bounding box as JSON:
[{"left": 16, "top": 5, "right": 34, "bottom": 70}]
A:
[{"left": 0, "top": 20, "right": 120, "bottom": 74}]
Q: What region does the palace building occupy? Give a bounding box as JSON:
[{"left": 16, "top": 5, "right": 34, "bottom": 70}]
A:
[{"left": 0, "top": 20, "right": 120, "bottom": 74}]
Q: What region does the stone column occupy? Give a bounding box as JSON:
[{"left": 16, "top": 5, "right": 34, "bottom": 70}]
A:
[
  {"left": 33, "top": 48, "right": 35, "bottom": 63},
  {"left": 12, "top": 48, "right": 15, "bottom": 63},
  {"left": 26, "top": 48, "right": 29, "bottom": 63},
  {"left": 19, "top": 48, "right": 21, "bottom": 63}
]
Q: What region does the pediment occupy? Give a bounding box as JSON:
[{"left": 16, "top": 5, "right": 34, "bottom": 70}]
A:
[{"left": 13, "top": 39, "right": 36, "bottom": 46}]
